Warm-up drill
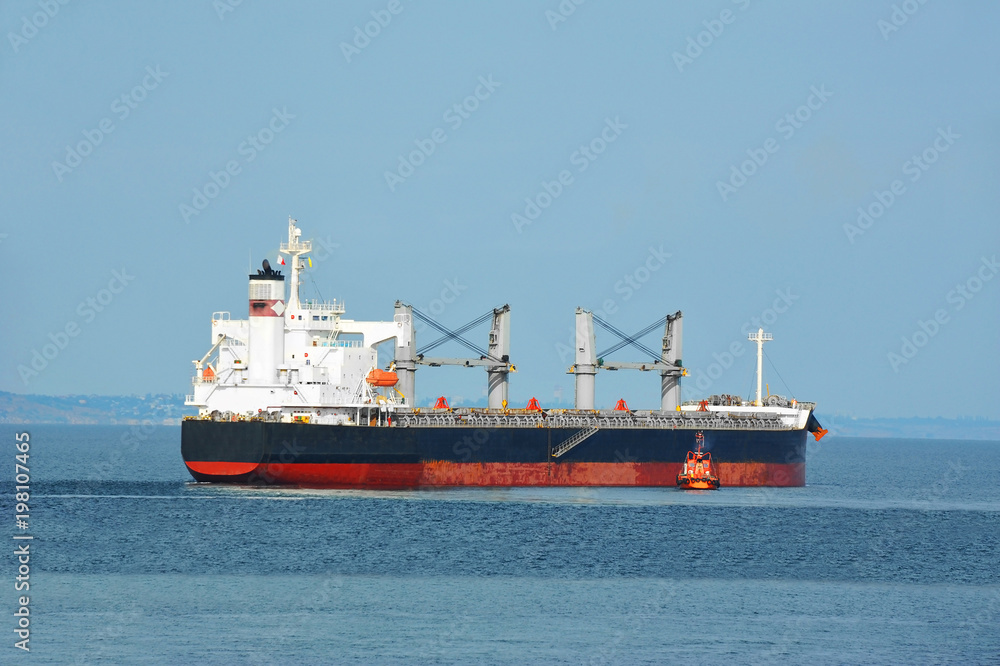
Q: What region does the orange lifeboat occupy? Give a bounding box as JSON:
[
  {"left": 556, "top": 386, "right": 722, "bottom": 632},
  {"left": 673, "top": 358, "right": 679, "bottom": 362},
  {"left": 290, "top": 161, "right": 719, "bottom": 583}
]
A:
[
  {"left": 676, "top": 432, "right": 720, "bottom": 490},
  {"left": 366, "top": 369, "right": 399, "bottom": 387}
]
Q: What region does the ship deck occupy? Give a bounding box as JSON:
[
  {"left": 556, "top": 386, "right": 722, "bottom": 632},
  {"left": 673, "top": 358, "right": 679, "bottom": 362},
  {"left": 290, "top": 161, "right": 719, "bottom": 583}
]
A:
[{"left": 390, "top": 408, "right": 797, "bottom": 431}]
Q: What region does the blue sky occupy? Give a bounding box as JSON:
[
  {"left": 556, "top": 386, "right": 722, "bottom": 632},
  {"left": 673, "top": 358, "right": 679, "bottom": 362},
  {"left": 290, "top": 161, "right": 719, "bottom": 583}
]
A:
[{"left": 2, "top": 1, "right": 997, "bottom": 418}]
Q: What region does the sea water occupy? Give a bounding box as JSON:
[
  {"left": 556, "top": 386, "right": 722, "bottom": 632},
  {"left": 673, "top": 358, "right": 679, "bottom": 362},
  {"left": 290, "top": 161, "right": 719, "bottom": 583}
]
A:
[{"left": 2, "top": 425, "right": 998, "bottom": 664}]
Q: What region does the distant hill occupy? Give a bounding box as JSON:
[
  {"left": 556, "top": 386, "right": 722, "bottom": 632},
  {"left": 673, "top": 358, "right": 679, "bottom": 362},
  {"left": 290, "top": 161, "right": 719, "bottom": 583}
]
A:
[
  {"left": 0, "top": 391, "right": 193, "bottom": 425},
  {"left": 1, "top": 391, "right": 997, "bottom": 440}
]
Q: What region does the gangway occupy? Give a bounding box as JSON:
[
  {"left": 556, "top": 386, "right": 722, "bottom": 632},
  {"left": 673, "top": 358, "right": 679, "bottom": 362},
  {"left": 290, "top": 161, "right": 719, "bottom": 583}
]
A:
[{"left": 551, "top": 426, "right": 600, "bottom": 458}]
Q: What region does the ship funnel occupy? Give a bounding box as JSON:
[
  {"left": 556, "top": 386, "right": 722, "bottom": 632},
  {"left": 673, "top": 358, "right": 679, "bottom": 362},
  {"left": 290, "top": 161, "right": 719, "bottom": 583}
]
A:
[{"left": 247, "top": 260, "right": 286, "bottom": 385}]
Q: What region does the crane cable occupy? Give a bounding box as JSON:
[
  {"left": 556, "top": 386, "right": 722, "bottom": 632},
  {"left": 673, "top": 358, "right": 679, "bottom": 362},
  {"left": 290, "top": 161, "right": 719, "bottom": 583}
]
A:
[
  {"left": 596, "top": 315, "right": 667, "bottom": 359},
  {"left": 409, "top": 306, "right": 499, "bottom": 362},
  {"left": 592, "top": 314, "right": 663, "bottom": 361},
  {"left": 419, "top": 310, "right": 495, "bottom": 354},
  {"left": 763, "top": 348, "right": 794, "bottom": 399}
]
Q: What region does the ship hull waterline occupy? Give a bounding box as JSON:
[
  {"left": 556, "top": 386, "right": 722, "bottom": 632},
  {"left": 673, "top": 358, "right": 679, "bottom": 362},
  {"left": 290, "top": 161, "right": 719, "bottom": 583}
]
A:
[{"left": 181, "top": 420, "right": 809, "bottom": 488}]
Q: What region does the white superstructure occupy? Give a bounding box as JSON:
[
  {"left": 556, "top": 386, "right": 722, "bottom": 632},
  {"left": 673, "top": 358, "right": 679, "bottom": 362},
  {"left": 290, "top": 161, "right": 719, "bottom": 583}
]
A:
[
  {"left": 185, "top": 218, "right": 412, "bottom": 425},
  {"left": 186, "top": 218, "right": 813, "bottom": 431}
]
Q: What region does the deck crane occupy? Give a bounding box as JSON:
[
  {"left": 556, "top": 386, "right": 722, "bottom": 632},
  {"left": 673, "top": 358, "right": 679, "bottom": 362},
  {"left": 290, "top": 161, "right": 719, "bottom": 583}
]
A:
[
  {"left": 392, "top": 303, "right": 514, "bottom": 409},
  {"left": 567, "top": 309, "right": 684, "bottom": 411}
]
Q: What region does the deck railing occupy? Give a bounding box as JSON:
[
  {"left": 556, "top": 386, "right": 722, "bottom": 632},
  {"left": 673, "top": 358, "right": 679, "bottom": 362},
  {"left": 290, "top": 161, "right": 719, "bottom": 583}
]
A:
[{"left": 391, "top": 410, "right": 792, "bottom": 431}]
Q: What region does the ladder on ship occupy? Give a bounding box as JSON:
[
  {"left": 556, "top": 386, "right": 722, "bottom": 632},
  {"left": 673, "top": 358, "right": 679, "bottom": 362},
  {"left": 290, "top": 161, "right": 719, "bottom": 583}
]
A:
[{"left": 551, "top": 426, "right": 600, "bottom": 458}]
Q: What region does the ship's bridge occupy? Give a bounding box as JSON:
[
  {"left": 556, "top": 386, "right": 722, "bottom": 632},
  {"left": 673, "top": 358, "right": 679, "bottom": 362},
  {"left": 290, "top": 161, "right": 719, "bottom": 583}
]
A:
[
  {"left": 286, "top": 299, "right": 346, "bottom": 331},
  {"left": 301, "top": 298, "right": 345, "bottom": 315}
]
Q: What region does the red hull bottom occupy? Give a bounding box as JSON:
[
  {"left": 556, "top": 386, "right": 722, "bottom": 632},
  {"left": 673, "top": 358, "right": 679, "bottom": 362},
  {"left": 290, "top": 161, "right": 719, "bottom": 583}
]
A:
[{"left": 185, "top": 461, "right": 805, "bottom": 488}]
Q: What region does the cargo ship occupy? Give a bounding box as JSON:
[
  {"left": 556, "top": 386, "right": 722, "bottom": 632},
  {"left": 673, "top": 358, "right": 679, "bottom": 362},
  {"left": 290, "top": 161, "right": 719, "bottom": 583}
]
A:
[{"left": 182, "top": 219, "right": 826, "bottom": 488}]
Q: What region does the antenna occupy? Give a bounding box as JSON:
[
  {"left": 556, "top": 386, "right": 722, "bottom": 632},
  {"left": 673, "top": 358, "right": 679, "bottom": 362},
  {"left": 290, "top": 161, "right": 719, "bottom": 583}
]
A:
[{"left": 278, "top": 216, "right": 313, "bottom": 310}]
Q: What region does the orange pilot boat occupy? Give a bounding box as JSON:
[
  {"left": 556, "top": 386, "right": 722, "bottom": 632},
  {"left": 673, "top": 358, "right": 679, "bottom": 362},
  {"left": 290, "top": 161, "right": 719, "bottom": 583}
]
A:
[{"left": 676, "top": 432, "right": 720, "bottom": 490}]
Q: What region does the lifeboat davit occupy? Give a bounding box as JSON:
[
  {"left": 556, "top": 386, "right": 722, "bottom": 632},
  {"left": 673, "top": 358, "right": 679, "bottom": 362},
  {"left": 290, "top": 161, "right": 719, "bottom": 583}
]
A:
[{"left": 676, "top": 432, "right": 720, "bottom": 490}]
